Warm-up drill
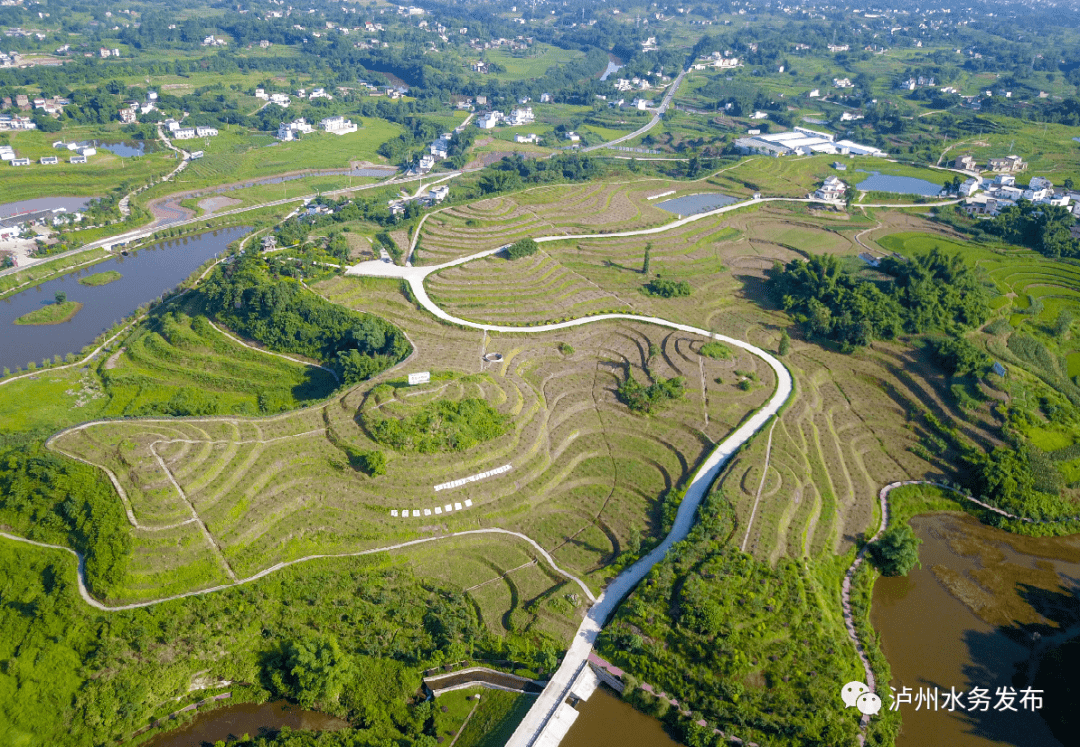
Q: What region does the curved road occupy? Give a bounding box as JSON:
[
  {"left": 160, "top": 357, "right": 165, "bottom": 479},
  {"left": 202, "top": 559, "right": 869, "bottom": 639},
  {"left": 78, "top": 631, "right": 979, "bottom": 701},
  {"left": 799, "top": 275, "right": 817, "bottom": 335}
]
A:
[{"left": 583, "top": 68, "right": 687, "bottom": 153}]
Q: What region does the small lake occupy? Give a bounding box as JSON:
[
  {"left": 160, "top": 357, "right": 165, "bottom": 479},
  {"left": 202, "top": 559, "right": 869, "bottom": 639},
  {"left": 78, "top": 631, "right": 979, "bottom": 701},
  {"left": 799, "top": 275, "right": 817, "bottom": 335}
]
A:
[
  {"left": 563, "top": 686, "right": 679, "bottom": 747},
  {"left": 0, "top": 197, "right": 96, "bottom": 220},
  {"left": 144, "top": 700, "right": 349, "bottom": 747},
  {"left": 872, "top": 513, "right": 1078, "bottom": 747},
  {"left": 855, "top": 170, "right": 945, "bottom": 196},
  {"left": 656, "top": 193, "right": 738, "bottom": 216},
  {"left": 0, "top": 226, "right": 249, "bottom": 373},
  {"left": 99, "top": 140, "right": 153, "bottom": 158},
  {"left": 600, "top": 55, "right": 625, "bottom": 81}
]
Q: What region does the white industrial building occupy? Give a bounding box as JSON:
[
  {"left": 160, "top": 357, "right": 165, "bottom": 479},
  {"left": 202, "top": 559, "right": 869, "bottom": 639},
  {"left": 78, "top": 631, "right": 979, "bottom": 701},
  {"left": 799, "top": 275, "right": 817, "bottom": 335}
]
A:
[{"left": 734, "top": 128, "right": 887, "bottom": 158}]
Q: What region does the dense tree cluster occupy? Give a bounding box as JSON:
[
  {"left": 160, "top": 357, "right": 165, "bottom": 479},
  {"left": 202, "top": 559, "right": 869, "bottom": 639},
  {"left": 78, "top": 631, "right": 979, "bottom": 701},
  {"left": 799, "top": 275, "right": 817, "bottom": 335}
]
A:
[
  {"left": 868, "top": 525, "right": 922, "bottom": 576},
  {"left": 768, "top": 250, "right": 991, "bottom": 351},
  {"left": 0, "top": 447, "right": 130, "bottom": 596},
  {"left": 363, "top": 398, "right": 508, "bottom": 454},
  {"left": 199, "top": 253, "right": 410, "bottom": 385}
]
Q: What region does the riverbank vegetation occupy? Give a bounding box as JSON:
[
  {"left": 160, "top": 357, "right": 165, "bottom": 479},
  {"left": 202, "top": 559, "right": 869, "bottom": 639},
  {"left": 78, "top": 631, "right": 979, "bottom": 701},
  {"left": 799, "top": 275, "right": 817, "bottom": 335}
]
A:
[
  {"left": 0, "top": 538, "right": 542, "bottom": 746},
  {"left": 199, "top": 252, "right": 411, "bottom": 385},
  {"left": 598, "top": 488, "right": 888, "bottom": 747},
  {"left": 14, "top": 300, "right": 83, "bottom": 326},
  {"left": 78, "top": 270, "right": 123, "bottom": 286}
]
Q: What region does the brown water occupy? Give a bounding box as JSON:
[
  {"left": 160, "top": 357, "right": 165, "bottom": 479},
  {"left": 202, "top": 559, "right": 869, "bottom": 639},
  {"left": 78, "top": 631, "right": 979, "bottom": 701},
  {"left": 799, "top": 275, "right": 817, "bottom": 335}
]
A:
[
  {"left": 563, "top": 686, "right": 680, "bottom": 747},
  {"left": 144, "top": 700, "right": 349, "bottom": 746},
  {"left": 872, "top": 513, "right": 1080, "bottom": 747}
]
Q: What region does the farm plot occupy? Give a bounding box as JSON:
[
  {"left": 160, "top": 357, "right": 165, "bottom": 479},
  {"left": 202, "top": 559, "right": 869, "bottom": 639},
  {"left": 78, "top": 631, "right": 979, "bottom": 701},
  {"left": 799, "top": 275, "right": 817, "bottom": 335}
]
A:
[
  {"left": 51, "top": 278, "right": 766, "bottom": 599},
  {"left": 417, "top": 182, "right": 681, "bottom": 264}
]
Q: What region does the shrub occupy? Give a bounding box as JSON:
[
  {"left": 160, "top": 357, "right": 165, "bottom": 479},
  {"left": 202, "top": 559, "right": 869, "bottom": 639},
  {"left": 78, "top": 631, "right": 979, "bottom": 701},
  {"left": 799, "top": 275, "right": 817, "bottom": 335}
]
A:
[
  {"left": 505, "top": 238, "right": 539, "bottom": 260},
  {"left": 644, "top": 278, "right": 691, "bottom": 298},
  {"left": 699, "top": 341, "right": 733, "bottom": 360},
  {"left": 558, "top": 342, "right": 574, "bottom": 356},
  {"left": 617, "top": 373, "right": 686, "bottom": 414},
  {"left": 869, "top": 525, "right": 922, "bottom": 576}
]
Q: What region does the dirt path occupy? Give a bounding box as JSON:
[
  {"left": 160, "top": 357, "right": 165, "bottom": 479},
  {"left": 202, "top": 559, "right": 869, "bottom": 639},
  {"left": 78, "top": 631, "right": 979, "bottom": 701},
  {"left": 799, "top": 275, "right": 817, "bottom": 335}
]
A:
[{"left": 740, "top": 418, "right": 778, "bottom": 552}]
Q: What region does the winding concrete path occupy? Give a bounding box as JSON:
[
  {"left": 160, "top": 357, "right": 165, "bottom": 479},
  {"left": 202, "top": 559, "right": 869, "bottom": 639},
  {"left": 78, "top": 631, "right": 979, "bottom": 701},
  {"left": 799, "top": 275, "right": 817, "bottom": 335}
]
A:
[{"left": 345, "top": 221, "right": 792, "bottom": 747}]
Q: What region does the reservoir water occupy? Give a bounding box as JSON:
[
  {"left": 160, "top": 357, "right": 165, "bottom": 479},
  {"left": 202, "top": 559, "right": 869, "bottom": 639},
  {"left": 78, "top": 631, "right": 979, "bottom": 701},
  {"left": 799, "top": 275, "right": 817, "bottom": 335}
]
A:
[
  {"left": 563, "top": 686, "right": 679, "bottom": 747},
  {"left": 872, "top": 513, "right": 1078, "bottom": 747},
  {"left": 855, "top": 171, "right": 944, "bottom": 197},
  {"left": 0, "top": 226, "right": 249, "bottom": 373},
  {"left": 656, "top": 192, "right": 737, "bottom": 216},
  {"left": 98, "top": 140, "right": 152, "bottom": 158},
  {"left": 600, "top": 55, "right": 624, "bottom": 81},
  {"left": 0, "top": 197, "right": 95, "bottom": 220},
  {"left": 143, "top": 700, "right": 349, "bottom": 746}
]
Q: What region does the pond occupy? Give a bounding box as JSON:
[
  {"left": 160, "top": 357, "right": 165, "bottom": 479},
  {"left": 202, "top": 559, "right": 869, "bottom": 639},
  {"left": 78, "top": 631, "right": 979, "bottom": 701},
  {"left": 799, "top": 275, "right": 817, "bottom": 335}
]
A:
[
  {"left": 600, "top": 55, "right": 625, "bottom": 81},
  {"left": 656, "top": 193, "right": 738, "bottom": 216},
  {"left": 872, "top": 512, "right": 1078, "bottom": 747},
  {"left": 0, "top": 226, "right": 249, "bottom": 373},
  {"left": 143, "top": 700, "right": 349, "bottom": 747},
  {"left": 0, "top": 197, "right": 96, "bottom": 220},
  {"left": 563, "top": 686, "right": 679, "bottom": 747},
  {"left": 855, "top": 170, "right": 945, "bottom": 197},
  {"left": 98, "top": 140, "right": 153, "bottom": 158}
]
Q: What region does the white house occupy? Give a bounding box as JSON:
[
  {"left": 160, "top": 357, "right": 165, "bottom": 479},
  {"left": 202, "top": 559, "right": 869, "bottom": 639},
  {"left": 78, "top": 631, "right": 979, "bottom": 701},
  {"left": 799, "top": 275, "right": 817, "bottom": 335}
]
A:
[
  {"left": 269, "top": 93, "right": 291, "bottom": 107},
  {"left": 277, "top": 119, "right": 313, "bottom": 141},
  {"left": 632, "top": 98, "right": 650, "bottom": 110},
  {"left": 429, "top": 185, "right": 450, "bottom": 203},
  {"left": 565, "top": 131, "right": 580, "bottom": 143},
  {"left": 173, "top": 128, "right": 197, "bottom": 140},
  {"left": 255, "top": 88, "right": 269, "bottom": 100},
  {"left": 958, "top": 177, "right": 982, "bottom": 197},
  {"left": 507, "top": 107, "right": 534, "bottom": 125},
  {"left": 418, "top": 154, "right": 436, "bottom": 171},
  {"left": 515, "top": 133, "right": 539, "bottom": 144},
  {"left": 77, "top": 146, "right": 96, "bottom": 157},
  {"left": 70, "top": 155, "right": 87, "bottom": 164},
  {"left": 11, "top": 158, "right": 30, "bottom": 166},
  {"left": 195, "top": 126, "right": 219, "bottom": 137},
  {"left": 477, "top": 111, "right": 501, "bottom": 129},
  {"left": 814, "top": 176, "right": 846, "bottom": 201},
  {"left": 319, "top": 116, "right": 358, "bottom": 134},
  {"left": 40, "top": 156, "right": 58, "bottom": 165},
  {"left": 540, "top": 93, "right": 552, "bottom": 103}
]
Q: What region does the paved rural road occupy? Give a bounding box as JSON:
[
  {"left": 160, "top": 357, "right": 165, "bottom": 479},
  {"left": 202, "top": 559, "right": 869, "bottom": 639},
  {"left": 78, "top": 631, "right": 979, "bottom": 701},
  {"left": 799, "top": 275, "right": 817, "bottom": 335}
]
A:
[{"left": 583, "top": 67, "right": 687, "bottom": 153}]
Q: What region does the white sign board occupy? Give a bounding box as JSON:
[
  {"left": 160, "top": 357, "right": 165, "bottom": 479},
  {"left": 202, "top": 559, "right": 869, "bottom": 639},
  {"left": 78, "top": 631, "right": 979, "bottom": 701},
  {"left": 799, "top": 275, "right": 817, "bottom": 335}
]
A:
[{"left": 408, "top": 371, "right": 431, "bottom": 386}]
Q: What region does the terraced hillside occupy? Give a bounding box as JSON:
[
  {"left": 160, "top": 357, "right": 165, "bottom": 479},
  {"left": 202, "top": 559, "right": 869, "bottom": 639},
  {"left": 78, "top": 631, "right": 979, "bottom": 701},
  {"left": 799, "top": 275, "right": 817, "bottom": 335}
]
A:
[
  {"left": 51, "top": 276, "right": 771, "bottom": 604},
  {"left": 417, "top": 181, "right": 722, "bottom": 264}
]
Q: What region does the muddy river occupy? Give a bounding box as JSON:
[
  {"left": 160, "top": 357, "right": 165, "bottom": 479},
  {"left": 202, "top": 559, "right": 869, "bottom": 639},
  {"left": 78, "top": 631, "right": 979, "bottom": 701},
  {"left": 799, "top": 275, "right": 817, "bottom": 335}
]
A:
[
  {"left": 872, "top": 513, "right": 1079, "bottom": 747},
  {"left": 563, "top": 686, "right": 680, "bottom": 747},
  {"left": 143, "top": 700, "right": 349, "bottom": 746}
]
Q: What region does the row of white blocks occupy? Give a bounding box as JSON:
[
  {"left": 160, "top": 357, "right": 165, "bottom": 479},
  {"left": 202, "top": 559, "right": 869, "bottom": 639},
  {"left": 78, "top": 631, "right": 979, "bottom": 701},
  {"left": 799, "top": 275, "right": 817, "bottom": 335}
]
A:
[
  {"left": 391, "top": 499, "right": 472, "bottom": 518},
  {"left": 434, "top": 463, "right": 512, "bottom": 492}
]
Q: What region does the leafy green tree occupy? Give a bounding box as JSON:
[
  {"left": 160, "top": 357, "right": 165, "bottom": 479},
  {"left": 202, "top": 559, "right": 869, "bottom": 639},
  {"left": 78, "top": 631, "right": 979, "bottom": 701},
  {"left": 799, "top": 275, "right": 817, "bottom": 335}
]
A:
[
  {"left": 505, "top": 237, "right": 539, "bottom": 260},
  {"left": 644, "top": 278, "right": 691, "bottom": 298},
  {"left": 778, "top": 330, "right": 791, "bottom": 355},
  {"left": 869, "top": 525, "right": 922, "bottom": 576},
  {"left": 269, "top": 634, "right": 351, "bottom": 709},
  {"left": 643, "top": 242, "right": 652, "bottom": 275},
  {"left": 55, "top": 291, "right": 67, "bottom": 304}
]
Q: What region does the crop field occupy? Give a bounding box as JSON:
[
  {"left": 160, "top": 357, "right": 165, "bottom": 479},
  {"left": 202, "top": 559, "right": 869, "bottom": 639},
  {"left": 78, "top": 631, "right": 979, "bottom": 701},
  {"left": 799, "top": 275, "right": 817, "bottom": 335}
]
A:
[
  {"left": 98, "top": 308, "right": 338, "bottom": 418},
  {"left": 416, "top": 180, "right": 742, "bottom": 264},
  {"left": 49, "top": 274, "right": 767, "bottom": 602},
  {"left": 427, "top": 204, "right": 866, "bottom": 331},
  {"left": 154, "top": 120, "right": 402, "bottom": 193},
  {"left": 1, "top": 127, "right": 177, "bottom": 201},
  {"left": 483, "top": 44, "right": 585, "bottom": 80}
]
